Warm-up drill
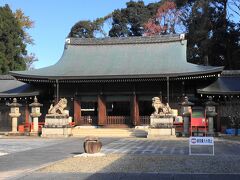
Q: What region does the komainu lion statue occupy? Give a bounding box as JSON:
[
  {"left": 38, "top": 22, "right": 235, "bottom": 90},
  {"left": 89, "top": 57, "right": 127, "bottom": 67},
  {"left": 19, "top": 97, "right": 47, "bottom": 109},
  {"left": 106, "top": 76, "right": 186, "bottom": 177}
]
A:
[
  {"left": 152, "top": 97, "right": 172, "bottom": 116},
  {"left": 48, "top": 98, "right": 68, "bottom": 115}
]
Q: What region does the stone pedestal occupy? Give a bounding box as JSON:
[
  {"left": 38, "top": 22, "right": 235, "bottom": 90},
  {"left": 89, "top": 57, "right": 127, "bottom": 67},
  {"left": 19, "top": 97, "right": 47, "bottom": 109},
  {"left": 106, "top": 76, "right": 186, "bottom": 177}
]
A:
[
  {"left": 42, "top": 114, "right": 72, "bottom": 137},
  {"left": 42, "top": 98, "right": 73, "bottom": 137},
  {"left": 33, "top": 117, "right": 38, "bottom": 132},
  {"left": 41, "top": 127, "right": 72, "bottom": 137},
  {"left": 208, "top": 117, "right": 214, "bottom": 135},
  {"left": 148, "top": 116, "right": 175, "bottom": 138},
  {"left": 147, "top": 128, "right": 176, "bottom": 138},
  {"left": 150, "top": 116, "right": 174, "bottom": 128},
  {"left": 12, "top": 117, "right": 18, "bottom": 133},
  {"left": 44, "top": 114, "right": 71, "bottom": 127},
  {"left": 183, "top": 116, "right": 190, "bottom": 137}
]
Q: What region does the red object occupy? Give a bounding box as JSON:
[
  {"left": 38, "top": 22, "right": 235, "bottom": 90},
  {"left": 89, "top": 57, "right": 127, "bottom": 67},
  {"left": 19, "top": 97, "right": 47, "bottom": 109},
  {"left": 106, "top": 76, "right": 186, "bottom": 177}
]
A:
[
  {"left": 18, "top": 125, "right": 25, "bottom": 133},
  {"left": 69, "top": 122, "right": 75, "bottom": 127},
  {"left": 24, "top": 123, "right": 32, "bottom": 132},
  {"left": 190, "top": 110, "right": 208, "bottom": 136},
  {"left": 38, "top": 122, "right": 44, "bottom": 132}
]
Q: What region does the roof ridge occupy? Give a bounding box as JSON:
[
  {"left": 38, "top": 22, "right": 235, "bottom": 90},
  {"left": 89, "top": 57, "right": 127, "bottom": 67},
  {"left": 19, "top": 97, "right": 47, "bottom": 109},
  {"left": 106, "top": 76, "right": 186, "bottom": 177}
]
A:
[{"left": 66, "top": 34, "right": 184, "bottom": 46}]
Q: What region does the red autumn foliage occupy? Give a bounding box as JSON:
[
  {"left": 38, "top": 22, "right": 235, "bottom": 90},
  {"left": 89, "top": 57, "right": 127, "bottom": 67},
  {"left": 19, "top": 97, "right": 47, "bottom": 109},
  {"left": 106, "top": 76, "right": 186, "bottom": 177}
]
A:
[{"left": 144, "top": 1, "right": 180, "bottom": 36}]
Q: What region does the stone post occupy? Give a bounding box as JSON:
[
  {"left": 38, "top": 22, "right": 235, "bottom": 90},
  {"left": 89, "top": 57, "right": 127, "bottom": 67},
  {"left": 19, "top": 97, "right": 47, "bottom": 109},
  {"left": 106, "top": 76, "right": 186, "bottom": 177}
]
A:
[
  {"left": 8, "top": 98, "right": 22, "bottom": 133},
  {"left": 180, "top": 96, "right": 194, "bottom": 137},
  {"left": 29, "top": 96, "right": 43, "bottom": 135},
  {"left": 205, "top": 96, "right": 218, "bottom": 136}
]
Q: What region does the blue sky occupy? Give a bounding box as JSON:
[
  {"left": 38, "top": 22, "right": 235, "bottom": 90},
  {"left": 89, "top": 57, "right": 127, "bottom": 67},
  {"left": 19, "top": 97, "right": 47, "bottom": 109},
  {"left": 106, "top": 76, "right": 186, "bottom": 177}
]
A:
[{"left": 0, "top": 0, "right": 158, "bottom": 69}]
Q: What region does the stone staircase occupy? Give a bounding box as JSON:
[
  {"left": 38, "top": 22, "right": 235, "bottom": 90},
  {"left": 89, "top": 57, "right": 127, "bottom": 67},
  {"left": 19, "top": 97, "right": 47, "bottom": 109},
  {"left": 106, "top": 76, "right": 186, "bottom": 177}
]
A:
[{"left": 72, "top": 126, "right": 148, "bottom": 137}]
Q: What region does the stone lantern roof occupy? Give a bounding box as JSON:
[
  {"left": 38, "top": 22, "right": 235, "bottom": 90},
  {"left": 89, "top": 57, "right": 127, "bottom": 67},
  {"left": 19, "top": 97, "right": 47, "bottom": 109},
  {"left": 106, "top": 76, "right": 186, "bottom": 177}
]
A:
[
  {"left": 29, "top": 96, "right": 43, "bottom": 107},
  {"left": 8, "top": 98, "right": 22, "bottom": 107}
]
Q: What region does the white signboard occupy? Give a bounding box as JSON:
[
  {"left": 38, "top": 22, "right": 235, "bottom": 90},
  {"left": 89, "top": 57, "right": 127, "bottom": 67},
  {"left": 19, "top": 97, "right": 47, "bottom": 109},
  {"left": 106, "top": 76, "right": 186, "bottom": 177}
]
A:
[
  {"left": 189, "top": 136, "right": 214, "bottom": 156},
  {"left": 189, "top": 137, "right": 214, "bottom": 146}
]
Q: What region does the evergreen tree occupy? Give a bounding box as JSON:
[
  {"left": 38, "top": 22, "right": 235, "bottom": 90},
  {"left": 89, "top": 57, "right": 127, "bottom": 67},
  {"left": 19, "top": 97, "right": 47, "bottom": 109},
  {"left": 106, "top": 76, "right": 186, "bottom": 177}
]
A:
[
  {"left": 109, "top": 1, "right": 160, "bottom": 37},
  {"left": 175, "top": 0, "right": 240, "bottom": 69},
  {"left": 0, "top": 4, "right": 27, "bottom": 74},
  {"left": 69, "top": 15, "right": 111, "bottom": 38}
]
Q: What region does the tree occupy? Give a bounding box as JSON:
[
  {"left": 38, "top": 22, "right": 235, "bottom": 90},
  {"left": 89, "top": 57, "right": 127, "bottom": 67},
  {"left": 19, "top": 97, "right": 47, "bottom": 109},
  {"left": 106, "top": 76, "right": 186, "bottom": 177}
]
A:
[
  {"left": 14, "top": 9, "right": 34, "bottom": 45},
  {"left": 69, "top": 20, "right": 95, "bottom": 38},
  {"left": 68, "top": 0, "right": 240, "bottom": 69},
  {"left": 69, "top": 1, "right": 160, "bottom": 38},
  {"left": 109, "top": 1, "right": 160, "bottom": 37},
  {"left": 0, "top": 4, "right": 26, "bottom": 74},
  {"left": 175, "top": 0, "right": 240, "bottom": 68},
  {"left": 14, "top": 8, "right": 37, "bottom": 70},
  {"left": 221, "top": 98, "right": 240, "bottom": 136},
  {"left": 228, "top": 0, "right": 240, "bottom": 17},
  {"left": 24, "top": 53, "right": 38, "bottom": 70},
  {"left": 144, "top": 1, "right": 182, "bottom": 36},
  {"left": 69, "top": 15, "right": 111, "bottom": 38}
]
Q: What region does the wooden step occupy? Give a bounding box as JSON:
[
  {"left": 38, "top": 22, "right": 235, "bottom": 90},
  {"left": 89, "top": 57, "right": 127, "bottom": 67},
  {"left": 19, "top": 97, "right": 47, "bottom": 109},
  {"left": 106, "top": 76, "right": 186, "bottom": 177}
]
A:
[{"left": 72, "top": 127, "right": 147, "bottom": 137}]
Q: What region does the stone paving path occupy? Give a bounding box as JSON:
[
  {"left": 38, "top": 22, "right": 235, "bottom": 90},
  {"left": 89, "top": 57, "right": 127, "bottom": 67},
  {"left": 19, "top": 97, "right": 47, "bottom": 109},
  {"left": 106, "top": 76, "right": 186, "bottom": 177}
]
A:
[
  {"left": 101, "top": 138, "right": 240, "bottom": 156},
  {"left": 0, "top": 137, "right": 117, "bottom": 180},
  {"left": 0, "top": 138, "right": 64, "bottom": 156},
  {"left": 1, "top": 137, "right": 240, "bottom": 179}
]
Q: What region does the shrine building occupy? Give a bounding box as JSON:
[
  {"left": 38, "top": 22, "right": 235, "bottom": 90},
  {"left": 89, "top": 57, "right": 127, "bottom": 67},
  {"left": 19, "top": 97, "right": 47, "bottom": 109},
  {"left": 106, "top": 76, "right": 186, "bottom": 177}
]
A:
[{"left": 7, "top": 34, "right": 223, "bottom": 128}]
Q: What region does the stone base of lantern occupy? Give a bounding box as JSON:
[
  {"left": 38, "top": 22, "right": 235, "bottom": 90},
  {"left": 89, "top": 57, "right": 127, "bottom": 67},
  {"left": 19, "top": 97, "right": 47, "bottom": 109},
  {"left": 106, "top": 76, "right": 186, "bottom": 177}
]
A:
[
  {"left": 147, "top": 128, "right": 176, "bottom": 138},
  {"left": 41, "top": 127, "right": 72, "bottom": 138},
  {"left": 7, "top": 132, "right": 25, "bottom": 136},
  {"left": 30, "top": 132, "right": 39, "bottom": 136}
]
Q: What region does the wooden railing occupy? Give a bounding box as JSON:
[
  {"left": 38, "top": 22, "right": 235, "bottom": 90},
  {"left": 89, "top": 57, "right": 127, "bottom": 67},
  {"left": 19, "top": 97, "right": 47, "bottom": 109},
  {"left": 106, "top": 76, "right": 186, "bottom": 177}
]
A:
[
  {"left": 106, "top": 116, "right": 130, "bottom": 124},
  {"left": 140, "top": 116, "right": 150, "bottom": 125},
  {"left": 80, "top": 115, "right": 150, "bottom": 125},
  {"left": 80, "top": 116, "right": 98, "bottom": 125}
]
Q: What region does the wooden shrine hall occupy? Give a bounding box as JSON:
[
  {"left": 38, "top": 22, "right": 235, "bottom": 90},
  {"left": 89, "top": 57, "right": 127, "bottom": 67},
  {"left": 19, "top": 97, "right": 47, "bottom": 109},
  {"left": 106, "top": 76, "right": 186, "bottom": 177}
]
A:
[{"left": 10, "top": 34, "right": 223, "bottom": 127}]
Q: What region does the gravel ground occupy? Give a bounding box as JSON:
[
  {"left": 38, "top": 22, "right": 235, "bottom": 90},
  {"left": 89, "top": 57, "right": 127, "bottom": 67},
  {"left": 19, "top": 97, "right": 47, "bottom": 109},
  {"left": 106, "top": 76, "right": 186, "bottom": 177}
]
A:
[{"left": 39, "top": 154, "right": 240, "bottom": 174}]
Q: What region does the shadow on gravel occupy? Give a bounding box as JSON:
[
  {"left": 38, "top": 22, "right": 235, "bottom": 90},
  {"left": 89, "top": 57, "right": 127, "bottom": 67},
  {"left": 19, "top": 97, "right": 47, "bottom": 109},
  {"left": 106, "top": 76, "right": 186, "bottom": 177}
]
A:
[{"left": 86, "top": 173, "right": 240, "bottom": 180}]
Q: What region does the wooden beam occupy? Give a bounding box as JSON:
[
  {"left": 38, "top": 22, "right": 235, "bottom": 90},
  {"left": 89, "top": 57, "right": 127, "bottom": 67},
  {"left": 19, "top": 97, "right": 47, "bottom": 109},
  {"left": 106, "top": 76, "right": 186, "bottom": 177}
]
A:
[
  {"left": 98, "top": 95, "right": 106, "bottom": 125},
  {"left": 74, "top": 99, "right": 81, "bottom": 125}
]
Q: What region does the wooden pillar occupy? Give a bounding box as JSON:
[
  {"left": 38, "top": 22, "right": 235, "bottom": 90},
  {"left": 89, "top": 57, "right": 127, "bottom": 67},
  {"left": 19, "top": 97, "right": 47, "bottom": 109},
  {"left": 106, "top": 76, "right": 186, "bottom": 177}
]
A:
[
  {"left": 167, "top": 76, "right": 170, "bottom": 103},
  {"left": 131, "top": 94, "right": 140, "bottom": 126},
  {"left": 25, "top": 103, "right": 29, "bottom": 124},
  {"left": 74, "top": 99, "right": 81, "bottom": 125},
  {"left": 216, "top": 106, "right": 221, "bottom": 132},
  {"left": 98, "top": 95, "right": 106, "bottom": 126},
  {"left": 56, "top": 79, "right": 59, "bottom": 103}
]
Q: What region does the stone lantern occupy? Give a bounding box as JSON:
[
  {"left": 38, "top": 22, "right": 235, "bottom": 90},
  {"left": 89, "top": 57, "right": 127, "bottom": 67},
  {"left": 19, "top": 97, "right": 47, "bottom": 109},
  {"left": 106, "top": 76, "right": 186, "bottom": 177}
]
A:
[
  {"left": 29, "top": 96, "right": 43, "bottom": 135},
  {"left": 8, "top": 98, "right": 22, "bottom": 133},
  {"left": 205, "top": 96, "right": 218, "bottom": 136},
  {"left": 180, "top": 96, "right": 194, "bottom": 137}
]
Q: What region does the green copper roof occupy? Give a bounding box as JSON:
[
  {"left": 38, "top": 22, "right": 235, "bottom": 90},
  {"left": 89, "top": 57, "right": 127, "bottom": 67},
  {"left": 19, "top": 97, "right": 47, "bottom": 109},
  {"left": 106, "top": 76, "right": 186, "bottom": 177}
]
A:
[
  {"left": 0, "top": 76, "right": 39, "bottom": 97},
  {"left": 198, "top": 76, "right": 240, "bottom": 95},
  {"left": 11, "top": 35, "right": 223, "bottom": 80}
]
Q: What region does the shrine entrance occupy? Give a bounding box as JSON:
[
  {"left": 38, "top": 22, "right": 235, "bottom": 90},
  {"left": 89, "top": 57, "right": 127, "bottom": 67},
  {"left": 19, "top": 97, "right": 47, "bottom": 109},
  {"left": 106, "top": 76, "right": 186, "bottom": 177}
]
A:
[{"left": 105, "top": 96, "right": 131, "bottom": 126}]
